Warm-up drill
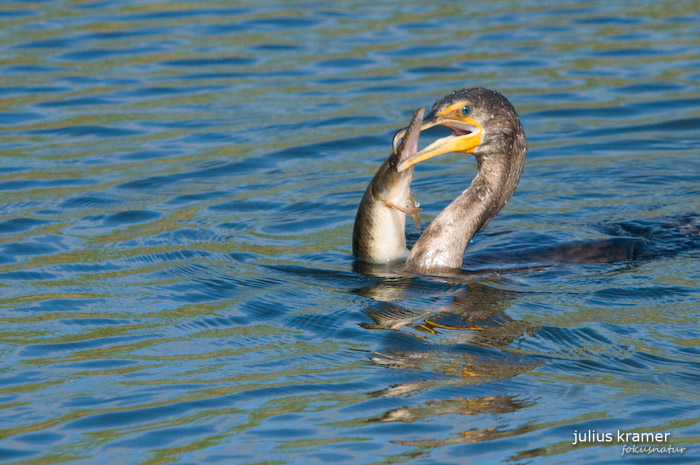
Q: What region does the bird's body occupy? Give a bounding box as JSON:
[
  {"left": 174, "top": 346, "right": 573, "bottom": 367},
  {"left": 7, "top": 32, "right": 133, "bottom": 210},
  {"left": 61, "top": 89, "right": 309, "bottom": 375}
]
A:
[{"left": 354, "top": 88, "right": 527, "bottom": 273}]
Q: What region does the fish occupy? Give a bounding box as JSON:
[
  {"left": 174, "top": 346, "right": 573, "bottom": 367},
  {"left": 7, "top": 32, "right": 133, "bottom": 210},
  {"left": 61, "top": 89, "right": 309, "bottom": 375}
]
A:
[{"left": 352, "top": 107, "right": 424, "bottom": 263}]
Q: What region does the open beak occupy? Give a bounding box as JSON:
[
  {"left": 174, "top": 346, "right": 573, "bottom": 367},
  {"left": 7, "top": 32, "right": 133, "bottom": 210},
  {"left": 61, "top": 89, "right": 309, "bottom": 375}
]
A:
[{"left": 394, "top": 113, "right": 482, "bottom": 172}]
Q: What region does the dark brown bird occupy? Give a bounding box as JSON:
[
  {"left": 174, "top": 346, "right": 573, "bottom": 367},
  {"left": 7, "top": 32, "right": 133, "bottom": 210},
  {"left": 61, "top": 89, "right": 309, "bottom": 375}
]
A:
[{"left": 356, "top": 88, "right": 527, "bottom": 273}]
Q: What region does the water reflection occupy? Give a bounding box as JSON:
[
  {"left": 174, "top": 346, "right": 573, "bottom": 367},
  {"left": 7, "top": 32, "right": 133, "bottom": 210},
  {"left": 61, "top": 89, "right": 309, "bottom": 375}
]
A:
[
  {"left": 352, "top": 268, "right": 542, "bottom": 450},
  {"left": 376, "top": 395, "right": 534, "bottom": 423},
  {"left": 393, "top": 422, "right": 534, "bottom": 449}
]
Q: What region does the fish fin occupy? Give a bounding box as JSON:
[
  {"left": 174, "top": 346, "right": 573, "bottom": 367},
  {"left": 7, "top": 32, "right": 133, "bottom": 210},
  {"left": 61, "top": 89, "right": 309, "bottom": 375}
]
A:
[
  {"left": 409, "top": 192, "right": 421, "bottom": 230},
  {"left": 386, "top": 199, "right": 422, "bottom": 230},
  {"left": 412, "top": 211, "right": 421, "bottom": 230}
]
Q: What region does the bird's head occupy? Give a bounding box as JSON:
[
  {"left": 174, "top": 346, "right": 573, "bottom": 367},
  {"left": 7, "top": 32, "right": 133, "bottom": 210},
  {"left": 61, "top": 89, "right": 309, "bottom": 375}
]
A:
[{"left": 395, "top": 88, "right": 520, "bottom": 172}]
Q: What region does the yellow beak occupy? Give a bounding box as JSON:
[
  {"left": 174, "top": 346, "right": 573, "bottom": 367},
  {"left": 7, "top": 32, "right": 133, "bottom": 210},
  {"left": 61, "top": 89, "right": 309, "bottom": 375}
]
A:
[{"left": 394, "top": 116, "right": 483, "bottom": 172}]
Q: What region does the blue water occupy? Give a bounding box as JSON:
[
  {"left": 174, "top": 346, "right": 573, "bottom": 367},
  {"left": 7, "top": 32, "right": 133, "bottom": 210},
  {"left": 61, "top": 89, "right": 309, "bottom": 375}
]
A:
[{"left": 1, "top": 1, "right": 699, "bottom": 464}]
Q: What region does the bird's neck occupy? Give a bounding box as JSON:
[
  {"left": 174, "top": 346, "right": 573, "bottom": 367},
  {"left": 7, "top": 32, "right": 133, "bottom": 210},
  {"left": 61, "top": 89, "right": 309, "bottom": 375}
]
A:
[{"left": 406, "top": 154, "right": 521, "bottom": 272}]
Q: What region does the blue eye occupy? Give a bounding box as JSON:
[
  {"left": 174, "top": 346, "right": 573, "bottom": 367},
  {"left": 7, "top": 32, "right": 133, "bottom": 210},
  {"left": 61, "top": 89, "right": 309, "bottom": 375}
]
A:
[{"left": 461, "top": 105, "right": 472, "bottom": 117}]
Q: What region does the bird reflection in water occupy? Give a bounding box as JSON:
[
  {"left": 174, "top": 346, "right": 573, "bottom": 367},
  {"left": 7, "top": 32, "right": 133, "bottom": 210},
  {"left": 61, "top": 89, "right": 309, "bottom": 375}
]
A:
[
  {"left": 354, "top": 274, "right": 540, "bottom": 378},
  {"left": 352, "top": 268, "right": 543, "bottom": 452}
]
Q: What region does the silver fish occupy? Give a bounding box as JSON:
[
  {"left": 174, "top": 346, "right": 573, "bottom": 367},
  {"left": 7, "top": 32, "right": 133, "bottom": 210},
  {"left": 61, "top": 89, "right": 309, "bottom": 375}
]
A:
[{"left": 352, "top": 108, "right": 424, "bottom": 263}]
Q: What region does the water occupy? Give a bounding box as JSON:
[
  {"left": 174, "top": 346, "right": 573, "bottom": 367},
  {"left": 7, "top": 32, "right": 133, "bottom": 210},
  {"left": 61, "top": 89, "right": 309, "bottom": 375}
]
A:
[{"left": 1, "top": 1, "right": 699, "bottom": 464}]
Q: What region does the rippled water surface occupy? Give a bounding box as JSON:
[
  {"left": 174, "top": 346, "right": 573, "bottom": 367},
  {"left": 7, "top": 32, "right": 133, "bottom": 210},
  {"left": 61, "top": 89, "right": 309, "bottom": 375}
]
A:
[{"left": 1, "top": 1, "right": 699, "bottom": 464}]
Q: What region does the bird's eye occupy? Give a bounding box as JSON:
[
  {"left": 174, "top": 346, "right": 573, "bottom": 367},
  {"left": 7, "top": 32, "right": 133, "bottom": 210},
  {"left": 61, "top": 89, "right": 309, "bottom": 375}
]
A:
[{"left": 461, "top": 105, "right": 472, "bottom": 117}]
